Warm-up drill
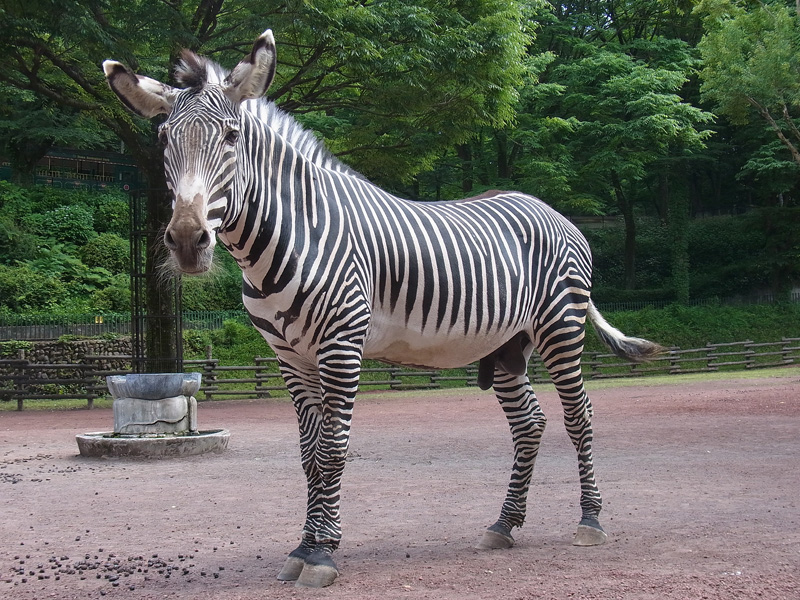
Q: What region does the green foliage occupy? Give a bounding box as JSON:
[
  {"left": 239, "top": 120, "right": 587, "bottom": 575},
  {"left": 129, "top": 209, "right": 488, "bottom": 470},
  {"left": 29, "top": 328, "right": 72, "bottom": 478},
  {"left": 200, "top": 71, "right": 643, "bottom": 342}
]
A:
[
  {"left": 33, "top": 205, "right": 96, "bottom": 245},
  {"left": 586, "top": 209, "right": 800, "bottom": 301},
  {"left": 0, "top": 340, "right": 33, "bottom": 358},
  {"left": 0, "top": 217, "right": 38, "bottom": 265},
  {"left": 90, "top": 194, "right": 130, "bottom": 236},
  {"left": 89, "top": 274, "right": 131, "bottom": 312},
  {"left": 596, "top": 303, "right": 800, "bottom": 352},
  {"left": 80, "top": 233, "right": 129, "bottom": 274},
  {"left": 181, "top": 249, "right": 243, "bottom": 311},
  {"left": 0, "top": 183, "right": 131, "bottom": 313},
  {"left": 698, "top": 0, "right": 800, "bottom": 170},
  {"left": 585, "top": 220, "right": 672, "bottom": 291},
  {"left": 183, "top": 319, "right": 272, "bottom": 364},
  {"left": 0, "top": 264, "right": 65, "bottom": 311}
]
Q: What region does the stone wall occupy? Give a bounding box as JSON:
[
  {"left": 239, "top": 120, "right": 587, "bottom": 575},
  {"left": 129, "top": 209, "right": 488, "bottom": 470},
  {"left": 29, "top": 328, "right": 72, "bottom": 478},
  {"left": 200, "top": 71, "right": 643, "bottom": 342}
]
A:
[{"left": 1, "top": 338, "right": 132, "bottom": 372}]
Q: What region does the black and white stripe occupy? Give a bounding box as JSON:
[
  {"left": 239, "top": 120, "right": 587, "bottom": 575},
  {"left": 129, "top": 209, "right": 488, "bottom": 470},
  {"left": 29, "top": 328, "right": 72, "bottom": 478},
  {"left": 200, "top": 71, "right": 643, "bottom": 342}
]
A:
[{"left": 104, "top": 32, "right": 662, "bottom": 586}]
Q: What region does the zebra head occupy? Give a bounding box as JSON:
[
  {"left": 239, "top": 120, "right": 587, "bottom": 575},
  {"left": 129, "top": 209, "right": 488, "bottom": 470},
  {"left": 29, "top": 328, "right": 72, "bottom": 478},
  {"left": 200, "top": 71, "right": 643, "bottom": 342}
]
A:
[{"left": 103, "top": 30, "right": 277, "bottom": 274}]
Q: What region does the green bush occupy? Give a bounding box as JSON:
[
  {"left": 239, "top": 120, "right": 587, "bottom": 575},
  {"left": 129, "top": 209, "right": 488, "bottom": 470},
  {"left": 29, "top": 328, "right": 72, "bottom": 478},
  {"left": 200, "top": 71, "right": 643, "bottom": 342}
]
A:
[
  {"left": 0, "top": 340, "right": 33, "bottom": 358},
  {"left": 80, "top": 233, "right": 130, "bottom": 273},
  {"left": 89, "top": 273, "right": 131, "bottom": 311},
  {"left": 0, "top": 264, "right": 65, "bottom": 311},
  {"left": 0, "top": 217, "right": 39, "bottom": 265},
  {"left": 0, "top": 181, "right": 33, "bottom": 221},
  {"left": 34, "top": 204, "right": 96, "bottom": 245},
  {"left": 90, "top": 194, "right": 130, "bottom": 236},
  {"left": 183, "top": 319, "right": 272, "bottom": 363},
  {"left": 593, "top": 303, "right": 800, "bottom": 352},
  {"left": 181, "top": 249, "right": 243, "bottom": 310},
  {"left": 585, "top": 210, "right": 800, "bottom": 301}
]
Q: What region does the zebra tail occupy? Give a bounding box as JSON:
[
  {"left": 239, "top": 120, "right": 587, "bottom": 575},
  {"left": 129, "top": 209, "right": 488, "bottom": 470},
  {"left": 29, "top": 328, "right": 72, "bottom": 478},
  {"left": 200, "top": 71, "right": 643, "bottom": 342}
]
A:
[{"left": 587, "top": 300, "right": 665, "bottom": 362}]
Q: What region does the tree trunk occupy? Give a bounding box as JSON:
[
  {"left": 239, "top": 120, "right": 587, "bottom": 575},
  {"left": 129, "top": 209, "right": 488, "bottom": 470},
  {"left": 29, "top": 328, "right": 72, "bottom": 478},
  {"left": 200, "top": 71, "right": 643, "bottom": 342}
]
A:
[
  {"left": 667, "top": 170, "right": 690, "bottom": 304},
  {"left": 611, "top": 171, "right": 636, "bottom": 290},
  {"left": 656, "top": 170, "right": 669, "bottom": 225},
  {"left": 496, "top": 130, "right": 511, "bottom": 180},
  {"left": 8, "top": 138, "right": 52, "bottom": 185},
  {"left": 456, "top": 143, "right": 473, "bottom": 194},
  {"left": 749, "top": 98, "right": 800, "bottom": 167},
  {"left": 131, "top": 145, "right": 182, "bottom": 373}
]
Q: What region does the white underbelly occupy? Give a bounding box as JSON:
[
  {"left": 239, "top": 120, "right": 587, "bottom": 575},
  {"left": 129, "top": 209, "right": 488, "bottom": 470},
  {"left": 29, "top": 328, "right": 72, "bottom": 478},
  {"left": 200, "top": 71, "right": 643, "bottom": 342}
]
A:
[{"left": 363, "top": 318, "right": 513, "bottom": 369}]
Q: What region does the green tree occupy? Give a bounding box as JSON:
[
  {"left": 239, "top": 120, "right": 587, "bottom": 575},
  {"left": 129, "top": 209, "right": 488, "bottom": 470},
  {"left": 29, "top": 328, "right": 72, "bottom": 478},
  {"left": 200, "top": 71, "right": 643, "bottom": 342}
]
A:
[
  {"left": 433, "top": 2, "right": 713, "bottom": 295},
  {"left": 698, "top": 0, "right": 800, "bottom": 172},
  {"left": 80, "top": 233, "right": 130, "bottom": 274},
  {"left": 0, "top": 83, "right": 114, "bottom": 184},
  {"left": 555, "top": 47, "right": 712, "bottom": 289},
  {"left": 0, "top": 0, "right": 530, "bottom": 368}
]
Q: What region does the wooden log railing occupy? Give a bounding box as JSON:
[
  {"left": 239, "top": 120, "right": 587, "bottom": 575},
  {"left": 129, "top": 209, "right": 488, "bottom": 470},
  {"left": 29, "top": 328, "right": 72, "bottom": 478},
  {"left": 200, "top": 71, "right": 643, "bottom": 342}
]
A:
[{"left": 1, "top": 338, "right": 799, "bottom": 410}]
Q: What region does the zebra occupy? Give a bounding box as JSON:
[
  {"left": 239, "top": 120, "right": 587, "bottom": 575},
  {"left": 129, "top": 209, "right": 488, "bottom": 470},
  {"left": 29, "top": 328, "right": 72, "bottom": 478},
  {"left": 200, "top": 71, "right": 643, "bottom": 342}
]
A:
[{"left": 103, "top": 29, "right": 662, "bottom": 588}]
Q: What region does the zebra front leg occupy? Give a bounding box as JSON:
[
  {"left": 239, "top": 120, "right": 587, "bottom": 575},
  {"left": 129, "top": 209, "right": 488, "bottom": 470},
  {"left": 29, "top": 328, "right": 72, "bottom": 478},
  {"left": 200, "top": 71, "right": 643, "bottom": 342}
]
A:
[
  {"left": 292, "top": 347, "right": 361, "bottom": 588},
  {"left": 551, "top": 368, "right": 608, "bottom": 546},
  {"left": 478, "top": 371, "right": 547, "bottom": 549},
  {"left": 276, "top": 361, "right": 324, "bottom": 582}
]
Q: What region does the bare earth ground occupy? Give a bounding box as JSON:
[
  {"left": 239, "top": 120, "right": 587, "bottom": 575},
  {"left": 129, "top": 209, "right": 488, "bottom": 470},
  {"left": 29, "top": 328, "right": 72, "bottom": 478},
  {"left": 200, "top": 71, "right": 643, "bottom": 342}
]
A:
[{"left": 1, "top": 370, "right": 799, "bottom": 600}]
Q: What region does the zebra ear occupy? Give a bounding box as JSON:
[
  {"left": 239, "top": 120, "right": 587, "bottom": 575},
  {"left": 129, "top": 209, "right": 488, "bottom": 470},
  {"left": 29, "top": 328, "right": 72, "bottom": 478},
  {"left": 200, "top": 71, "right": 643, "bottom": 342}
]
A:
[
  {"left": 224, "top": 29, "right": 276, "bottom": 103},
  {"left": 103, "top": 60, "right": 177, "bottom": 118}
]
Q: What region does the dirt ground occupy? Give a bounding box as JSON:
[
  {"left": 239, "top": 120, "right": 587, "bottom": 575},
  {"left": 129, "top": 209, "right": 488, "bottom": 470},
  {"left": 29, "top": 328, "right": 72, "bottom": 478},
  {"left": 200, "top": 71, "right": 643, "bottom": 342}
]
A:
[{"left": 1, "top": 370, "right": 799, "bottom": 600}]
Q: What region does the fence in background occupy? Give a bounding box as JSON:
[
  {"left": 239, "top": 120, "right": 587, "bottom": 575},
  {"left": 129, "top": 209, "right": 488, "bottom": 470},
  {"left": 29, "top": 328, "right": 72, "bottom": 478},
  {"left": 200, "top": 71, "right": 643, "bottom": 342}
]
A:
[
  {"left": 2, "top": 338, "right": 799, "bottom": 410},
  {"left": 0, "top": 311, "right": 250, "bottom": 341},
  {"left": 3, "top": 293, "right": 799, "bottom": 341}
]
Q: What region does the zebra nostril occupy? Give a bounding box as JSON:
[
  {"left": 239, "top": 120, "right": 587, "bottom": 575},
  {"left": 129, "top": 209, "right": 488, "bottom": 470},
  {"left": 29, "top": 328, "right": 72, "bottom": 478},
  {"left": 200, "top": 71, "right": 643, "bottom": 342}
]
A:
[
  {"left": 197, "top": 230, "right": 212, "bottom": 249},
  {"left": 164, "top": 229, "right": 178, "bottom": 251}
]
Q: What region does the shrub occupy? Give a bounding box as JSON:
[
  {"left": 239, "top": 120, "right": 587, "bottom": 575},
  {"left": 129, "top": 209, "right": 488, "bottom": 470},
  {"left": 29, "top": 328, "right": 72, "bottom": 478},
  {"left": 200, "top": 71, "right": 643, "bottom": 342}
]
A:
[
  {"left": 183, "top": 319, "right": 272, "bottom": 363},
  {"left": 35, "top": 205, "right": 96, "bottom": 245},
  {"left": 181, "top": 249, "right": 243, "bottom": 310},
  {"left": 0, "top": 217, "right": 39, "bottom": 265},
  {"left": 90, "top": 274, "right": 131, "bottom": 311},
  {"left": 91, "top": 194, "right": 130, "bottom": 236},
  {"left": 80, "top": 233, "right": 130, "bottom": 273},
  {"left": 0, "top": 340, "right": 33, "bottom": 358},
  {"left": 0, "top": 264, "right": 65, "bottom": 311}
]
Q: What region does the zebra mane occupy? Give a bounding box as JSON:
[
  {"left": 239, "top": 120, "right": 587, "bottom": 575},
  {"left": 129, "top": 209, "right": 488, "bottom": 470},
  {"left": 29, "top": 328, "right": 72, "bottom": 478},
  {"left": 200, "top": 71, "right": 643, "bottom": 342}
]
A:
[
  {"left": 174, "top": 50, "right": 228, "bottom": 89},
  {"left": 174, "top": 51, "right": 361, "bottom": 178},
  {"left": 250, "top": 102, "right": 362, "bottom": 178}
]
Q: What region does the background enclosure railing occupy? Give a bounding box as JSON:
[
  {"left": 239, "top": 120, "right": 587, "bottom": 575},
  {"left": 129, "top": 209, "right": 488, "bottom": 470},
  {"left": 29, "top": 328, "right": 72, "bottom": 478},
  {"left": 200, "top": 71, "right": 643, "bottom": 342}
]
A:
[
  {"left": 1, "top": 339, "right": 799, "bottom": 410},
  {"left": 2, "top": 295, "right": 799, "bottom": 341}
]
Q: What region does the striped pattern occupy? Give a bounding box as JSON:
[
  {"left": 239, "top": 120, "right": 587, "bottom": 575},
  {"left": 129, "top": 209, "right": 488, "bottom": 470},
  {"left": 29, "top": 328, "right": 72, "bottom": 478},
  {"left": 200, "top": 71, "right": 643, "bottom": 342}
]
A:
[{"left": 148, "top": 57, "right": 656, "bottom": 566}]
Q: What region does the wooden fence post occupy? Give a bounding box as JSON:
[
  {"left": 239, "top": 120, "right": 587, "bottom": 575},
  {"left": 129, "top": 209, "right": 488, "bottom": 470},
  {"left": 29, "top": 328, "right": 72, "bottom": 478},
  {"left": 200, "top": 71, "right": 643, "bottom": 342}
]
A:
[
  {"left": 203, "top": 345, "right": 217, "bottom": 401},
  {"left": 16, "top": 349, "right": 26, "bottom": 411}
]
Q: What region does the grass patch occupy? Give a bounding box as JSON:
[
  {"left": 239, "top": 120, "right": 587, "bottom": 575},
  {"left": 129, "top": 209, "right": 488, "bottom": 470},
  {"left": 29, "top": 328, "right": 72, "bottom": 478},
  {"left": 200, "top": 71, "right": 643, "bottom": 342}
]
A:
[{"left": 0, "top": 397, "right": 114, "bottom": 412}]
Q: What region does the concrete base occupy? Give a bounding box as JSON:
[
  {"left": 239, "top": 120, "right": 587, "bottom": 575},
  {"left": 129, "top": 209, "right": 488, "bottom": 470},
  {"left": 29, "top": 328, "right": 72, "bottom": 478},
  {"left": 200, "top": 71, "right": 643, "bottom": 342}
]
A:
[{"left": 76, "top": 429, "right": 230, "bottom": 458}]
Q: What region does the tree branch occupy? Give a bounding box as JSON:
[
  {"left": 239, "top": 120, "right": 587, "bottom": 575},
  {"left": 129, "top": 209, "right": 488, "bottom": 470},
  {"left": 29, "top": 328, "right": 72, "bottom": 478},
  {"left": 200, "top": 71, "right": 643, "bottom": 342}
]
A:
[
  {"left": 748, "top": 97, "right": 800, "bottom": 167},
  {"left": 781, "top": 103, "right": 800, "bottom": 145}
]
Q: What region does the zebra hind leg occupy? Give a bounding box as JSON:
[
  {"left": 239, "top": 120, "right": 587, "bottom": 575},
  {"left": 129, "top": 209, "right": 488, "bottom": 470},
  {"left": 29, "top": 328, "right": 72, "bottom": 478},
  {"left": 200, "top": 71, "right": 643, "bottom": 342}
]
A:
[
  {"left": 477, "top": 371, "right": 547, "bottom": 550},
  {"left": 546, "top": 361, "right": 608, "bottom": 547}
]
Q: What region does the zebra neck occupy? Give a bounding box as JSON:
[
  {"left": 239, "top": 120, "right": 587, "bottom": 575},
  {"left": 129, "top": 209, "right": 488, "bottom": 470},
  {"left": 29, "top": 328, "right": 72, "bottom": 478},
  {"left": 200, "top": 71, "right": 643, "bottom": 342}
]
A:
[{"left": 218, "top": 121, "right": 352, "bottom": 294}]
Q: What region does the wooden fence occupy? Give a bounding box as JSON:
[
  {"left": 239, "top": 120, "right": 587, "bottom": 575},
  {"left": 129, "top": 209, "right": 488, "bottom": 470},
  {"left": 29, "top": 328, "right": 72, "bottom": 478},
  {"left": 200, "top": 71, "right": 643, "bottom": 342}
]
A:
[{"left": 1, "top": 338, "right": 799, "bottom": 410}]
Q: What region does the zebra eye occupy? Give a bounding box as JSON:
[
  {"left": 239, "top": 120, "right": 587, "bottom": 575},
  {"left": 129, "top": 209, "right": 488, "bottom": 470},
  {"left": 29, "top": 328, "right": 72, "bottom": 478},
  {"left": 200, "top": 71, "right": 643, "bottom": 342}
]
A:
[
  {"left": 223, "top": 129, "right": 240, "bottom": 146},
  {"left": 158, "top": 129, "right": 169, "bottom": 149}
]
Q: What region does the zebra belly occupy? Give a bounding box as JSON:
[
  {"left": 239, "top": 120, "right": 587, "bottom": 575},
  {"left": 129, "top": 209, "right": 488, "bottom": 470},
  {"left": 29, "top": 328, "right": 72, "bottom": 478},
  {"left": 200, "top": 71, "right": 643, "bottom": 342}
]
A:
[{"left": 363, "top": 319, "right": 515, "bottom": 370}]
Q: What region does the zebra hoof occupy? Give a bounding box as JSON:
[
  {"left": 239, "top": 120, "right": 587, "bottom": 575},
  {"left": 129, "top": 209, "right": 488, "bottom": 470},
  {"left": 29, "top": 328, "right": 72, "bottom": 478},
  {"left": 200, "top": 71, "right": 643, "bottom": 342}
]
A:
[
  {"left": 572, "top": 520, "right": 608, "bottom": 546},
  {"left": 295, "top": 549, "right": 339, "bottom": 588},
  {"left": 277, "top": 543, "right": 313, "bottom": 581},
  {"left": 476, "top": 523, "right": 515, "bottom": 549},
  {"left": 276, "top": 556, "right": 305, "bottom": 581}
]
